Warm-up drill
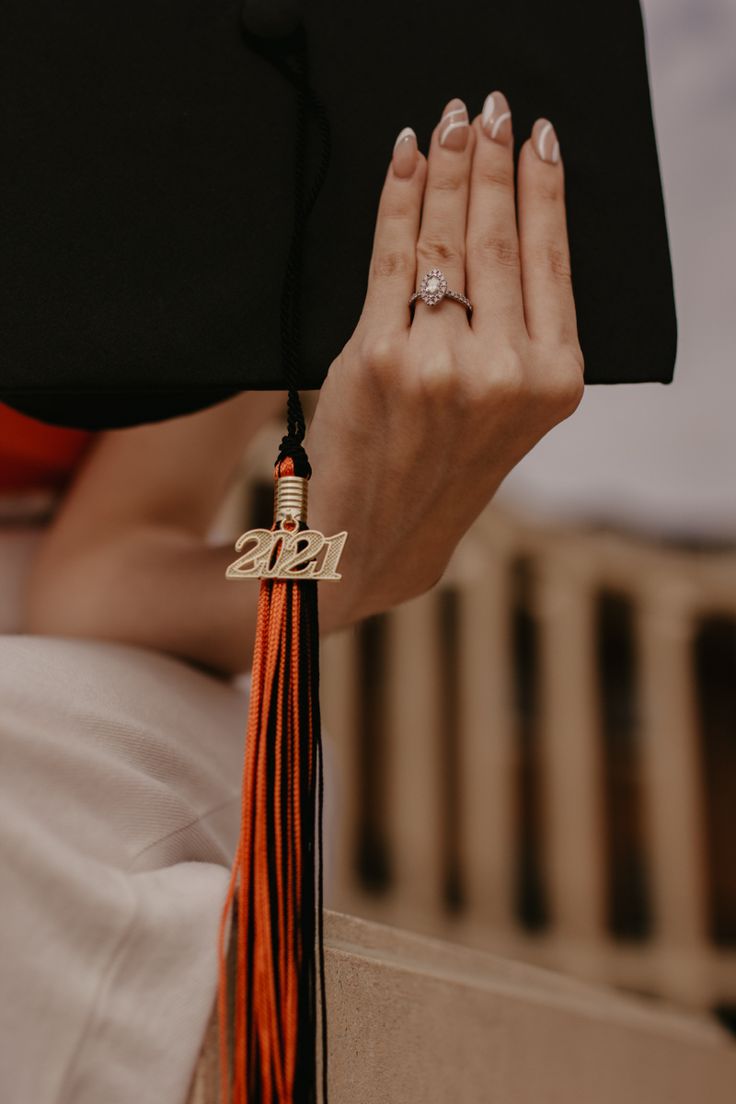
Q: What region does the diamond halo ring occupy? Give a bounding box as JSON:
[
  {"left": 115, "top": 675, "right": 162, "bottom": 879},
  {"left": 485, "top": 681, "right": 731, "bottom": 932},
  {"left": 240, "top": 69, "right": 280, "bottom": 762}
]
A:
[{"left": 409, "top": 268, "right": 473, "bottom": 317}]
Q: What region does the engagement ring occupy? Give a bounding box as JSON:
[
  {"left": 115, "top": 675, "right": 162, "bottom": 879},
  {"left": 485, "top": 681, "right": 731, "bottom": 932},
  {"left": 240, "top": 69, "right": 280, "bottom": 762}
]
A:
[{"left": 409, "top": 268, "right": 473, "bottom": 317}]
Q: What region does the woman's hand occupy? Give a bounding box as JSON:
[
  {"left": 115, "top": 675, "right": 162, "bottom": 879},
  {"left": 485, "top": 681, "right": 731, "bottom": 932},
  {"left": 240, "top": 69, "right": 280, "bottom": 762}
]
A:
[
  {"left": 309, "top": 94, "right": 584, "bottom": 630},
  {"left": 26, "top": 93, "right": 584, "bottom": 676}
]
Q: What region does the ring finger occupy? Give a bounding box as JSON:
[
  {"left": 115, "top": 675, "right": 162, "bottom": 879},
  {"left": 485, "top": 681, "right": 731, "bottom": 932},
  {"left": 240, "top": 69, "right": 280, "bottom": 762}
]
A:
[{"left": 413, "top": 97, "right": 474, "bottom": 333}]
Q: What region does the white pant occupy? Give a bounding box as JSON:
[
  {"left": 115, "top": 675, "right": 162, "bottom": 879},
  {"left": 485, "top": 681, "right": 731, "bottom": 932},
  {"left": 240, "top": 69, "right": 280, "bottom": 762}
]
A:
[{"left": 0, "top": 631, "right": 250, "bottom": 1103}]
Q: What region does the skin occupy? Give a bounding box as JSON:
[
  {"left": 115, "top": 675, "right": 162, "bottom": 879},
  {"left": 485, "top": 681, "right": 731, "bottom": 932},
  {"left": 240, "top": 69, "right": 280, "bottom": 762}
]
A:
[{"left": 26, "top": 96, "right": 584, "bottom": 676}]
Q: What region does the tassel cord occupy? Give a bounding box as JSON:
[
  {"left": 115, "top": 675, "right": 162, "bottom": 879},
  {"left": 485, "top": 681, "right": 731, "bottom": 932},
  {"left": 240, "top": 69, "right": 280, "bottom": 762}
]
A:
[
  {"left": 221, "top": 17, "right": 333, "bottom": 1102},
  {"left": 243, "top": 23, "right": 332, "bottom": 466}
]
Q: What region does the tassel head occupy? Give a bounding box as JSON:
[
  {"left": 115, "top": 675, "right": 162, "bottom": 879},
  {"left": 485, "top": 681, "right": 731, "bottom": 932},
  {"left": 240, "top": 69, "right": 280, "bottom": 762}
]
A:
[{"left": 274, "top": 475, "right": 309, "bottom": 526}]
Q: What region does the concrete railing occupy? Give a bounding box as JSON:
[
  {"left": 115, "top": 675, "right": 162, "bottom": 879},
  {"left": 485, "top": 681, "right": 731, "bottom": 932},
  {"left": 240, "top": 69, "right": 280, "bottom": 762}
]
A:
[
  {"left": 319, "top": 508, "right": 736, "bottom": 1012},
  {"left": 189, "top": 911, "right": 736, "bottom": 1103}
]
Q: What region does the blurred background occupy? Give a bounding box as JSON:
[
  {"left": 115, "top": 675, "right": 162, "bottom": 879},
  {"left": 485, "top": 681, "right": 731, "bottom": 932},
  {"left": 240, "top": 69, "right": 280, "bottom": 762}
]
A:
[
  {"left": 501, "top": 0, "right": 736, "bottom": 539},
  {"left": 230, "top": 0, "right": 736, "bottom": 1031}
]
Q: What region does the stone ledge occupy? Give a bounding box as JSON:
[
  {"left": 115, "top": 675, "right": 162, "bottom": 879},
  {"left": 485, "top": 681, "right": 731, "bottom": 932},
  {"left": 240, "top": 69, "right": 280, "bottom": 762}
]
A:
[{"left": 190, "top": 911, "right": 736, "bottom": 1104}]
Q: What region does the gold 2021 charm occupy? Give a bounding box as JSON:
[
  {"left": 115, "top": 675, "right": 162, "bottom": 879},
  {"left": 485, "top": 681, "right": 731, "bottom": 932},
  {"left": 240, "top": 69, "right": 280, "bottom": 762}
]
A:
[
  {"left": 226, "top": 523, "right": 347, "bottom": 581},
  {"left": 226, "top": 473, "right": 346, "bottom": 581}
]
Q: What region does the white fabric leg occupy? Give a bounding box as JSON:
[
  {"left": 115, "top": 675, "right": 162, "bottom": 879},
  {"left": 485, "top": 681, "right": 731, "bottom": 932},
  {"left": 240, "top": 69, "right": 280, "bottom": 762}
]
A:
[{"left": 0, "top": 634, "right": 249, "bottom": 1104}]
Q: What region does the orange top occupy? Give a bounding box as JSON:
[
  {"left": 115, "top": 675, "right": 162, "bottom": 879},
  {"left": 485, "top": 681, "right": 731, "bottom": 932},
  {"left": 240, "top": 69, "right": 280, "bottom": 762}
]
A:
[{"left": 0, "top": 403, "right": 94, "bottom": 492}]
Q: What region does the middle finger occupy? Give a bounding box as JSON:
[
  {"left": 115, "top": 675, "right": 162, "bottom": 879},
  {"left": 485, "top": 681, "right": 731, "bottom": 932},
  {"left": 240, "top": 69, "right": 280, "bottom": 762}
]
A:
[
  {"left": 466, "top": 91, "right": 525, "bottom": 340},
  {"left": 414, "top": 97, "right": 474, "bottom": 332}
]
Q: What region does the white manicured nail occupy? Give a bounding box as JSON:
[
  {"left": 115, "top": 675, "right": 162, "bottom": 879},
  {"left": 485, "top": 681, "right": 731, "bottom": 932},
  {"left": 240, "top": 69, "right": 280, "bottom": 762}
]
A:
[
  {"left": 533, "top": 118, "right": 561, "bottom": 164},
  {"left": 392, "top": 126, "right": 418, "bottom": 178},
  {"left": 482, "top": 91, "right": 512, "bottom": 144},
  {"left": 438, "top": 98, "right": 469, "bottom": 151}
]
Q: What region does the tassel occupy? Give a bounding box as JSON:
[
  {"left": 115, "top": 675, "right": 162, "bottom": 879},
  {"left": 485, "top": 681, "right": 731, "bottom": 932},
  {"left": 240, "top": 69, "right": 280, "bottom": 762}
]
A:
[
  {"left": 220, "top": 19, "right": 337, "bottom": 1101},
  {"left": 218, "top": 446, "right": 346, "bottom": 1103}
]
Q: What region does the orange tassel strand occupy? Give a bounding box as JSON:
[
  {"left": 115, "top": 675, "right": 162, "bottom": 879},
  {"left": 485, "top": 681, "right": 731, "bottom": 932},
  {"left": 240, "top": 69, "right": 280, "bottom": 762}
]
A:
[{"left": 219, "top": 452, "right": 344, "bottom": 1103}]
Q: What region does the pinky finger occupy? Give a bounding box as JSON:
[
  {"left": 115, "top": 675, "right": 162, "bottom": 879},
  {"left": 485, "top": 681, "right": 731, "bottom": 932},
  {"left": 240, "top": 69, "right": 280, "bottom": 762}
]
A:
[{"left": 517, "top": 119, "right": 580, "bottom": 349}]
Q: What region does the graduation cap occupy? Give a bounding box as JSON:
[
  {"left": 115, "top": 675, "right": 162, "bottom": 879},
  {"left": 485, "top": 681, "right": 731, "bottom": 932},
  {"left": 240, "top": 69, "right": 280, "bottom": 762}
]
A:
[
  {"left": 1, "top": 0, "right": 675, "bottom": 432},
  {"left": 0, "top": 3, "right": 677, "bottom": 1102}
]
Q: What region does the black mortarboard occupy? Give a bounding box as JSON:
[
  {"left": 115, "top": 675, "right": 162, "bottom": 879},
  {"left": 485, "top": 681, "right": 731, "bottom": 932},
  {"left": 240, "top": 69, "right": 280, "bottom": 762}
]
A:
[{"left": 1, "top": 0, "right": 676, "bottom": 429}]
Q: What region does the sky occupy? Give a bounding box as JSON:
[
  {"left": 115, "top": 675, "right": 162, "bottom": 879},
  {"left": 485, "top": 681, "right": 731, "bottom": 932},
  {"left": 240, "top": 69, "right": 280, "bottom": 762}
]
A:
[{"left": 500, "top": 0, "right": 736, "bottom": 541}]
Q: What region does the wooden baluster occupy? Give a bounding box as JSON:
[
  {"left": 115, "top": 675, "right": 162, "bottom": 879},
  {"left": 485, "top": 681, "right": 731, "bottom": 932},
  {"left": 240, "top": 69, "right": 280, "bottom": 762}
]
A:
[
  {"left": 385, "top": 591, "right": 445, "bottom": 922},
  {"left": 320, "top": 626, "right": 361, "bottom": 911},
  {"left": 535, "top": 553, "right": 607, "bottom": 954},
  {"left": 637, "top": 583, "right": 709, "bottom": 1004},
  {"left": 457, "top": 553, "right": 516, "bottom": 930}
]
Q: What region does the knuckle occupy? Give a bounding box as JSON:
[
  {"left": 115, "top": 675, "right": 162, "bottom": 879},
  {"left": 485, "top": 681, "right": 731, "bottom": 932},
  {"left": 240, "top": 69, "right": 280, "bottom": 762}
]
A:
[
  {"left": 416, "top": 236, "right": 464, "bottom": 269},
  {"left": 491, "top": 349, "right": 528, "bottom": 401},
  {"left": 429, "top": 170, "right": 465, "bottom": 194},
  {"left": 361, "top": 334, "right": 403, "bottom": 375},
  {"left": 416, "top": 349, "right": 458, "bottom": 399},
  {"left": 476, "top": 162, "right": 515, "bottom": 192},
  {"left": 371, "top": 249, "right": 413, "bottom": 280},
  {"left": 550, "top": 249, "right": 573, "bottom": 283},
  {"left": 469, "top": 232, "right": 520, "bottom": 270},
  {"left": 380, "top": 199, "right": 416, "bottom": 223},
  {"left": 546, "top": 352, "right": 585, "bottom": 415},
  {"left": 537, "top": 240, "right": 573, "bottom": 283},
  {"left": 535, "top": 175, "right": 563, "bottom": 203},
  {"left": 557, "top": 376, "right": 585, "bottom": 418}
]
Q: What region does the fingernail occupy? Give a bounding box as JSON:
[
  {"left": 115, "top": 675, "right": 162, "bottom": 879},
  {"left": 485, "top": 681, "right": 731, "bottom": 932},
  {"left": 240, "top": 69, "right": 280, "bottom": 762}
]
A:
[
  {"left": 481, "top": 91, "right": 512, "bottom": 144},
  {"left": 392, "top": 126, "right": 418, "bottom": 178},
  {"left": 532, "top": 118, "right": 561, "bottom": 164},
  {"left": 438, "top": 98, "right": 469, "bottom": 151}
]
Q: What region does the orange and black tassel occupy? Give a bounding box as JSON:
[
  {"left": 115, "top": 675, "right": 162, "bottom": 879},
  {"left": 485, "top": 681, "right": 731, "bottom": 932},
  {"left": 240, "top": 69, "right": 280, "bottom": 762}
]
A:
[
  {"left": 218, "top": 443, "right": 344, "bottom": 1103},
  {"left": 219, "top": 22, "right": 337, "bottom": 1101}
]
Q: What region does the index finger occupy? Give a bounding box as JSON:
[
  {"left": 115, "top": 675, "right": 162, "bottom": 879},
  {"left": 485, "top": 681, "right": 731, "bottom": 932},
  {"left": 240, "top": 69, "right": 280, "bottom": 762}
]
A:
[{"left": 362, "top": 127, "right": 427, "bottom": 331}]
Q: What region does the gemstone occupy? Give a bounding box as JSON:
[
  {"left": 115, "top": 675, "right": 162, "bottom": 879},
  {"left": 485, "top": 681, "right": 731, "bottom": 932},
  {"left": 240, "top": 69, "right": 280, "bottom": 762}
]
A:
[{"left": 425, "top": 276, "right": 441, "bottom": 294}]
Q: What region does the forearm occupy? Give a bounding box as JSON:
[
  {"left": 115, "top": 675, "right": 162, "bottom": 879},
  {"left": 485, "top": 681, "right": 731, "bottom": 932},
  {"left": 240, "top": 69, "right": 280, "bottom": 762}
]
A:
[{"left": 25, "top": 523, "right": 355, "bottom": 677}]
